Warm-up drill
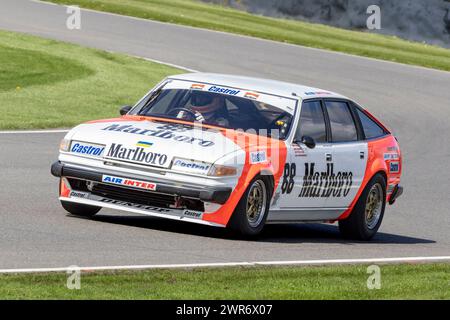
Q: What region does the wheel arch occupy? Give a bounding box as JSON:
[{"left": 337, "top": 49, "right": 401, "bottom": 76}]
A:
[
  {"left": 338, "top": 166, "right": 388, "bottom": 221},
  {"left": 258, "top": 169, "right": 275, "bottom": 195}
]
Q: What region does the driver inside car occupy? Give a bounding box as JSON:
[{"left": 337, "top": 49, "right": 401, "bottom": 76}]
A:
[{"left": 187, "top": 92, "right": 230, "bottom": 127}]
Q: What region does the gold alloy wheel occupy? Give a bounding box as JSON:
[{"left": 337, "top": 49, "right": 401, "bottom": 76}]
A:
[
  {"left": 365, "top": 183, "right": 383, "bottom": 230},
  {"left": 246, "top": 180, "right": 267, "bottom": 228}
]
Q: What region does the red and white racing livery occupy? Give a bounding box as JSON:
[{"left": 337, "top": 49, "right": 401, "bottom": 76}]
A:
[{"left": 51, "top": 73, "right": 403, "bottom": 239}]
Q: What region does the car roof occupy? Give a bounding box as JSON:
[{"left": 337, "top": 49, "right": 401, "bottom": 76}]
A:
[{"left": 169, "top": 73, "right": 348, "bottom": 100}]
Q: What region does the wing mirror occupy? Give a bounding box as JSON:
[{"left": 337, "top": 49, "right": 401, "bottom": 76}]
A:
[
  {"left": 120, "top": 105, "right": 132, "bottom": 115},
  {"left": 297, "top": 135, "right": 316, "bottom": 149}
]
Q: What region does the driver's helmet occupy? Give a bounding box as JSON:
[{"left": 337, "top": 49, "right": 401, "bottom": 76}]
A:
[{"left": 190, "top": 92, "right": 225, "bottom": 114}]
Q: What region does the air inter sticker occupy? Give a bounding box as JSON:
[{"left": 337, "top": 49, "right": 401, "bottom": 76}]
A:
[
  {"left": 102, "top": 175, "right": 157, "bottom": 191},
  {"left": 384, "top": 153, "right": 399, "bottom": 160}
]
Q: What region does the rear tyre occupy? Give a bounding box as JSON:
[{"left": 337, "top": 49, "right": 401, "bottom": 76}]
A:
[
  {"left": 229, "top": 175, "right": 272, "bottom": 237},
  {"left": 338, "top": 174, "right": 386, "bottom": 241},
  {"left": 61, "top": 200, "right": 101, "bottom": 217}
]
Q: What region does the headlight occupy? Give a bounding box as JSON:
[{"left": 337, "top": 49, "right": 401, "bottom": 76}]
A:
[
  {"left": 208, "top": 164, "right": 237, "bottom": 177},
  {"left": 171, "top": 158, "right": 212, "bottom": 175},
  {"left": 60, "top": 139, "right": 70, "bottom": 152}
]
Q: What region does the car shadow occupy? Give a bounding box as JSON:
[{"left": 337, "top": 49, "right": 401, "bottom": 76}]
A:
[{"left": 76, "top": 213, "right": 436, "bottom": 245}]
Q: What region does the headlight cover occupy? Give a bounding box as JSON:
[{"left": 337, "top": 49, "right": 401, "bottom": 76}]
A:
[
  {"left": 208, "top": 164, "right": 238, "bottom": 177},
  {"left": 60, "top": 139, "right": 70, "bottom": 152}
]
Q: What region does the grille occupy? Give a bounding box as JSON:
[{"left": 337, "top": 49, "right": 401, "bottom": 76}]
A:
[
  {"left": 67, "top": 178, "right": 204, "bottom": 211},
  {"left": 92, "top": 183, "right": 176, "bottom": 208}
]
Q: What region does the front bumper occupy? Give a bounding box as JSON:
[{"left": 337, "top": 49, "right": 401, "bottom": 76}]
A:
[{"left": 51, "top": 161, "right": 232, "bottom": 204}]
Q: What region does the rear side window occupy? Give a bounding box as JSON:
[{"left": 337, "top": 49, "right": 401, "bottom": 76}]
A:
[
  {"left": 324, "top": 101, "right": 358, "bottom": 142},
  {"left": 355, "top": 108, "right": 386, "bottom": 139},
  {"left": 296, "top": 100, "right": 327, "bottom": 143}
]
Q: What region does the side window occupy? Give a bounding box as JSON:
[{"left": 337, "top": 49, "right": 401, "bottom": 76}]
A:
[
  {"left": 324, "top": 101, "right": 358, "bottom": 142},
  {"left": 355, "top": 108, "right": 385, "bottom": 139},
  {"left": 296, "top": 100, "right": 327, "bottom": 143}
]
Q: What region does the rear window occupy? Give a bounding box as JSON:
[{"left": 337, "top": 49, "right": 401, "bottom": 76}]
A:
[{"left": 355, "top": 108, "right": 386, "bottom": 139}]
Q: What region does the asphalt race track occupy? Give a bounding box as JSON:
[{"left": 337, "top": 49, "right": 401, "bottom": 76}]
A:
[{"left": 0, "top": 0, "right": 449, "bottom": 269}]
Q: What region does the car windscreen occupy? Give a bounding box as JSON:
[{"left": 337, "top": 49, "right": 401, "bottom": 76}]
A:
[{"left": 135, "top": 88, "right": 294, "bottom": 139}]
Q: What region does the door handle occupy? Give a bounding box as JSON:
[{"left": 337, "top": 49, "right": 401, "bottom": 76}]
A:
[
  {"left": 326, "top": 153, "right": 332, "bottom": 161},
  {"left": 360, "top": 151, "right": 365, "bottom": 159}
]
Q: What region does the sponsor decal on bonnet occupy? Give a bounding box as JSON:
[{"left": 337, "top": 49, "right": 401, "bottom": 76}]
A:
[
  {"left": 106, "top": 143, "right": 169, "bottom": 167},
  {"left": 136, "top": 141, "right": 153, "bottom": 148},
  {"left": 70, "top": 141, "right": 105, "bottom": 157},
  {"left": 102, "top": 124, "right": 214, "bottom": 147}
]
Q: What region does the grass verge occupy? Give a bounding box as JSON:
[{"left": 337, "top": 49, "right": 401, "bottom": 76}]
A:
[
  {"left": 0, "top": 30, "right": 182, "bottom": 130},
  {"left": 1, "top": 263, "right": 449, "bottom": 299},
  {"left": 46, "top": 0, "right": 450, "bottom": 72}
]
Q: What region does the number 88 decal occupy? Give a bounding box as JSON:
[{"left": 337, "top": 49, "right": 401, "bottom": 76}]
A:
[{"left": 281, "top": 163, "right": 296, "bottom": 194}]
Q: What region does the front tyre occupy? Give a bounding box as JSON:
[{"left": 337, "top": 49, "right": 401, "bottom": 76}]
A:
[
  {"left": 339, "top": 174, "right": 386, "bottom": 240},
  {"left": 229, "top": 175, "right": 272, "bottom": 237},
  {"left": 61, "top": 200, "right": 101, "bottom": 217}
]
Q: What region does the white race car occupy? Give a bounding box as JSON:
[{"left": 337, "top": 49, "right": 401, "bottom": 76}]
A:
[{"left": 51, "top": 73, "right": 403, "bottom": 239}]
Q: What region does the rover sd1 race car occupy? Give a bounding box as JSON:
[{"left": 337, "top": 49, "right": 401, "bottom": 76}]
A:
[{"left": 51, "top": 73, "right": 403, "bottom": 240}]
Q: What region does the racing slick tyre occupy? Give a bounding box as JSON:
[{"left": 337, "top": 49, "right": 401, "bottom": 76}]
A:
[
  {"left": 61, "top": 201, "right": 101, "bottom": 217},
  {"left": 229, "top": 175, "right": 273, "bottom": 237},
  {"left": 339, "top": 173, "right": 387, "bottom": 241}
]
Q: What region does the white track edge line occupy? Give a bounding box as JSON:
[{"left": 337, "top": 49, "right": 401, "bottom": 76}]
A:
[
  {"left": 132, "top": 55, "right": 200, "bottom": 73},
  {"left": 1, "top": 256, "right": 450, "bottom": 274}
]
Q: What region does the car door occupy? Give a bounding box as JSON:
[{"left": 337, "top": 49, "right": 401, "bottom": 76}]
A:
[
  {"left": 277, "top": 99, "right": 332, "bottom": 210},
  {"left": 322, "top": 99, "right": 368, "bottom": 209}
]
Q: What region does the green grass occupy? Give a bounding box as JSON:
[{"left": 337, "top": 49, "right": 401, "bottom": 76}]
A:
[
  {"left": 1, "top": 263, "right": 449, "bottom": 299},
  {"left": 46, "top": 0, "right": 450, "bottom": 72},
  {"left": 0, "top": 30, "right": 183, "bottom": 130}
]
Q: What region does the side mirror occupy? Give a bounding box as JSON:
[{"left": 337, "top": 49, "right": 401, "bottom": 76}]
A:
[
  {"left": 120, "top": 105, "right": 132, "bottom": 115},
  {"left": 299, "top": 135, "right": 316, "bottom": 149}
]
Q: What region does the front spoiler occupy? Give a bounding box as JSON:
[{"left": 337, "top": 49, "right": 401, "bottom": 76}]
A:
[
  {"left": 51, "top": 161, "right": 232, "bottom": 204},
  {"left": 60, "top": 195, "right": 225, "bottom": 227}
]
